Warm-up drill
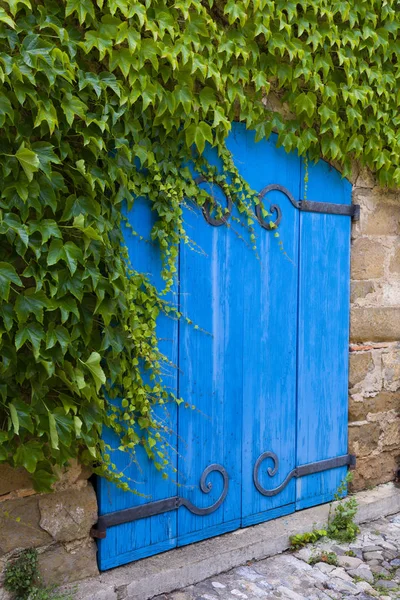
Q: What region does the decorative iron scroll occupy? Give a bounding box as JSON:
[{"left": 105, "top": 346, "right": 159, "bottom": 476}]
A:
[
  {"left": 195, "top": 176, "right": 233, "bottom": 226},
  {"left": 196, "top": 177, "right": 360, "bottom": 227},
  {"left": 253, "top": 452, "right": 356, "bottom": 497},
  {"left": 91, "top": 463, "right": 229, "bottom": 539},
  {"left": 255, "top": 184, "right": 294, "bottom": 230}
]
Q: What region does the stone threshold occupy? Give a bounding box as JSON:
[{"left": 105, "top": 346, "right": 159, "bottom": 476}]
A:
[{"left": 65, "top": 483, "right": 400, "bottom": 600}]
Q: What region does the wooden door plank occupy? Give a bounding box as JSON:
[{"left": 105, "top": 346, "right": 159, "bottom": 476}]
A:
[
  {"left": 238, "top": 126, "right": 300, "bottom": 526},
  {"left": 97, "top": 198, "right": 178, "bottom": 570},
  {"left": 177, "top": 147, "right": 244, "bottom": 545},
  {"left": 296, "top": 159, "right": 352, "bottom": 510}
]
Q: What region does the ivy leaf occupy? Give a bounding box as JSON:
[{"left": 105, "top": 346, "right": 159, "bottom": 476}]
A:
[
  {"left": 61, "top": 93, "right": 88, "bottom": 126},
  {"left": 15, "top": 144, "right": 40, "bottom": 182},
  {"left": 30, "top": 219, "right": 61, "bottom": 244},
  {"left": 2, "top": 0, "right": 31, "bottom": 17},
  {"left": 72, "top": 215, "right": 103, "bottom": 241},
  {"left": 47, "top": 239, "right": 64, "bottom": 266},
  {"left": 46, "top": 324, "right": 70, "bottom": 354},
  {"left": 185, "top": 122, "right": 213, "bottom": 154},
  {"left": 15, "top": 322, "right": 44, "bottom": 357},
  {"left": 0, "top": 262, "right": 22, "bottom": 301},
  {"left": 48, "top": 412, "right": 59, "bottom": 449},
  {"left": 34, "top": 102, "right": 59, "bottom": 136},
  {"left": 14, "top": 441, "right": 44, "bottom": 473},
  {"left": 0, "top": 94, "right": 14, "bottom": 127},
  {"left": 0, "top": 7, "right": 15, "bottom": 27},
  {"left": 21, "top": 34, "right": 51, "bottom": 67},
  {"left": 74, "top": 415, "right": 82, "bottom": 436},
  {"left": 199, "top": 86, "right": 216, "bottom": 113},
  {"left": 15, "top": 289, "right": 49, "bottom": 324},
  {"left": 65, "top": 0, "right": 95, "bottom": 24},
  {"left": 59, "top": 393, "right": 78, "bottom": 414},
  {"left": 12, "top": 399, "right": 34, "bottom": 433},
  {"left": 0, "top": 303, "right": 14, "bottom": 331},
  {"left": 63, "top": 241, "right": 83, "bottom": 275},
  {"left": 81, "top": 351, "right": 106, "bottom": 392},
  {"left": 51, "top": 409, "right": 74, "bottom": 446},
  {"left": 32, "top": 469, "right": 57, "bottom": 492},
  {"left": 293, "top": 92, "right": 317, "bottom": 118},
  {"left": 9, "top": 402, "right": 19, "bottom": 435},
  {"left": 58, "top": 296, "right": 80, "bottom": 322}
]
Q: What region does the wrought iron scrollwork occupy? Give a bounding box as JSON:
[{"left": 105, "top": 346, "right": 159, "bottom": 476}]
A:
[
  {"left": 253, "top": 452, "right": 356, "bottom": 497},
  {"left": 195, "top": 178, "right": 360, "bottom": 229},
  {"left": 180, "top": 463, "right": 229, "bottom": 515},
  {"left": 91, "top": 463, "right": 229, "bottom": 538},
  {"left": 195, "top": 176, "right": 233, "bottom": 227},
  {"left": 256, "top": 184, "right": 298, "bottom": 230}
]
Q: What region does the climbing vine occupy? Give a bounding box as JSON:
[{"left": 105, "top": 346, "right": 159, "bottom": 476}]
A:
[{"left": 0, "top": 0, "right": 399, "bottom": 490}]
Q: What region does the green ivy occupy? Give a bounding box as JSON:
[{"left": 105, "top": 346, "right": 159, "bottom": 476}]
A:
[{"left": 0, "top": 0, "right": 399, "bottom": 491}]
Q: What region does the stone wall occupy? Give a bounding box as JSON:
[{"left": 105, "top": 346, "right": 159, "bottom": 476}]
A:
[
  {"left": 349, "top": 169, "right": 400, "bottom": 491},
  {"left": 0, "top": 462, "right": 99, "bottom": 594}
]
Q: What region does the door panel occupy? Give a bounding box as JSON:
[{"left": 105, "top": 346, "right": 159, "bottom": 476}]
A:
[
  {"left": 177, "top": 180, "right": 244, "bottom": 545},
  {"left": 296, "top": 160, "right": 352, "bottom": 509},
  {"left": 237, "top": 127, "right": 300, "bottom": 526},
  {"left": 97, "top": 198, "right": 178, "bottom": 570},
  {"left": 96, "top": 128, "right": 353, "bottom": 571}
]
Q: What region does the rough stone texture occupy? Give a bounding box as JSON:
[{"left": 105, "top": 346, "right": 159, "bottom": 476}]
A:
[
  {"left": 348, "top": 421, "right": 381, "bottom": 457},
  {"left": 350, "top": 309, "right": 400, "bottom": 342},
  {"left": 0, "top": 464, "right": 33, "bottom": 498},
  {"left": 39, "top": 486, "right": 98, "bottom": 542},
  {"left": 349, "top": 351, "right": 375, "bottom": 388},
  {"left": 349, "top": 179, "right": 400, "bottom": 492},
  {"left": 0, "top": 477, "right": 98, "bottom": 589},
  {"left": 0, "top": 496, "right": 52, "bottom": 554},
  {"left": 38, "top": 539, "right": 99, "bottom": 586},
  {"left": 390, "top": 246, "right": 400, "bottom": 275},
  {"left": 351, "top": 238, "right": 386, "bottom": 280}
]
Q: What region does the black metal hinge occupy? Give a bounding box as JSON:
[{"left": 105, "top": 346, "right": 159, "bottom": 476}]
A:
[
  {"left": 254, "top": 453, "right": 356, "bottom": 497},
  {"left": 91, "top": 463, "right": 228, "bottom": 539},
  {"left": 299, "top": 200, "right": 360, "bottom": 221}
]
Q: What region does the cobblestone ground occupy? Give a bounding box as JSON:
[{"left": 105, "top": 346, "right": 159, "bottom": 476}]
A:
[{"left": 154, "top": 513, "right": 400, "bottom": 600}]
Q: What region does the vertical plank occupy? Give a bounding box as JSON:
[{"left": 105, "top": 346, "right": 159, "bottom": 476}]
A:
[
  {"left": 97, "top": 197, "right": 178, "bottom": 569},
  {"left": 239, "top": 126, "right": 300, "bottom": 526},
  {"left": 177, "top": 144, "right": 244, "bottom": 545},
  {"left": 296, "top": 159, "right": 352, "bottom": 509}
]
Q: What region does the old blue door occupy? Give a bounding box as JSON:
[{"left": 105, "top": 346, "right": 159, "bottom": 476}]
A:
[{"left": 95, "top": 123, "right": 356, "bottom": 570}]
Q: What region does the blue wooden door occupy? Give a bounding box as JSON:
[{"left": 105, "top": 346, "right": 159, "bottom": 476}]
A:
[{"left": 95, "top": 123, "right": 354, "bottom": 570}]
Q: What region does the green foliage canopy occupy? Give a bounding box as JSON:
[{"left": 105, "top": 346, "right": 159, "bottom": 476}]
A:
[{"left": 0, "top": 0, "right": 399, "bottom": 490}]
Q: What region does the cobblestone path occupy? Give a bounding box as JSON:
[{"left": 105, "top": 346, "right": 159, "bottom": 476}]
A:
[{"left": 154, "top": 513, "right": 400, "bottom": 600}]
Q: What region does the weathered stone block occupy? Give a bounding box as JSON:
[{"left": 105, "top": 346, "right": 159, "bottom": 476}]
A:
[
  {"left": 351, "top": 238, "right": 386, "bottom": 280},
  {"left": 349, "top": 391, "right": 400, "bottom": 422},
  {"left": 349, "top": 351, "right": 374, "bottom": 388},
  {"left": 348, "top": 421, "right": 380, "bottom": 457},
  {"left": 380, "top": 419, "right": 400, "bottom": 450},
  {"left": 390, "top": 246, "right": 400, "bottom": 275},
  {"left": 0, "top": 465, "right": 33, "bottom": 498},
  {"left": 38, "top": 539, "right": 99, "bottom": 586},
  {"left": 39, "top": 485, "right": 97, "bottom": 543},
  {"left": 364, "top": 199, "right": 400, "bottom": 236},
  {"left": 350, "top": 308, "right": 400, "bottom": 342},
  {"left": 52, "top": 459, "right": 93, "bottom": 493},
  {"left": 350, "top": 452, "right": 399, "bottom": 491},
  {"left": 382, "top": 349, "right": 400, "bottom": 392},
  {"left": 355, "top": 168, "right": 375, "bottom": 189},
  {"left": 350, "top": 280, "right": 376, "bottom": 304},
  {"left": 0, "top": 497, "right": 52, "bottom": 555}
]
